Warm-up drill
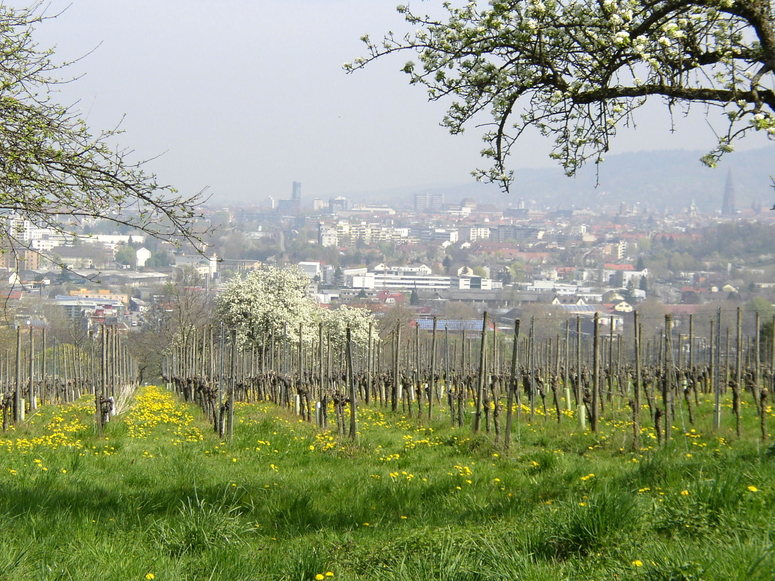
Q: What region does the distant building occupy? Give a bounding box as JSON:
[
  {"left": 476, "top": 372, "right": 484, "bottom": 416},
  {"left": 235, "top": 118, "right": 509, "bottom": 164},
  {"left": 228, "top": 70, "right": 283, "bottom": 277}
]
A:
[
  {"left": 462, "top": 226, "right": 491, "bottom": 242},
  {"left": 173, "top": 253, "right": 219, "bottom": 279},
  {"left": 418, "top": 228, "right": 459, "bottom": 243},
  {"left": 69, "top": 288, "right": 130, "bottom": 305},
  {"left": 80, "top": 234, "right": 146, "bottom": 249},
  {"left": 298, "top": 261, "right": 321, "bottom": 280},
  {"left": 0, "top": 246, "right": 41, "bottom": 271},
  {"left": 318, "top": 223, "right": 338, "bottom": 247},
  {"left": 352, "top": 264, "right": 451, "bottom": 291},
  {"left": 414, "top": 192, "right": 444, "bottom": 212},
  {"left": 494, "top": 225, "right": 540, "bottom": 242},
  {"left": 54, "top": 295, "right": 126, "bottom": 320},
  {"left": 329, "top": 197, "right": 349, "bottom": 212},
  {"left": 53, "top": 244, "right": 114, "bottom": 270},
  {"left": 457, "top": 275, "right": 497, "bottom": 290},
  {"left": 277, "top": 198, "right": 300, "bottom": 215},
  {"left": 136, "top": 247, "right": 152, "bottom": 267},
  {"left": 277, "top": 181, "right": 302, "bottom": 215},
  {"left": 347, "top": 263, "right": 500, "bottom": 291},
  {"left": 415, "top": 319, "right": 491, "bottom": 333},
  {"left": 348, "top": 205, "right": 396, "bottom": 216}
]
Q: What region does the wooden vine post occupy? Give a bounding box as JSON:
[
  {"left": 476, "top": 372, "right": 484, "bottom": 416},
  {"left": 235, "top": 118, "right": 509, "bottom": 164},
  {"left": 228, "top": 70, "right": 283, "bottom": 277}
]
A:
[
  {"left": 227, "top": 329, "right": 237, "bottom": 441},
  {"left": 663, "top": 314, "right": 674, "bottom": 444},
  {"left": 733, "top": 307, "right": 742, "bottom": 437},
  {"left": 591, "top": 312, "right": 600, "bottom": 432},
  {"left": 429, "top": 316, "right": 437, "bottom": 420},
  {"left": 504, "top": 319, "right": 520, "bottom": 450},
  {"left": 97, "top": 325, "right": 106, "bottom": 435},
  {"left": 392, "top": 322, "right": 401, "bottom": 412},
  {"left": 28, "top": 326, "right": 35, "bottom": 411},
  {"left": 713, "top": 308, "right": 722, "bottom": 431},
  {"left": 632, "top": 311, "right": 642, "bottom": 451},
  {"left": 473, "top": 311, "right": 488, "bottom": 434},
  {"left": 366, "top": 322, "right": 373, "bottom": 406},
  {"left": 754, "top": 311, "right": 761, "bottom": 415},
  {"left": 14, "top": 326, "right": 21, "bottom": 424},
  {"left": 347, "top": 327, "right": 357, "bottom": 441},
  {"left": 414, "top": 322, "right": 421, "bottom": 417},
  {"left": 576, "top": 316, "right": 585, "bottom": 430}
]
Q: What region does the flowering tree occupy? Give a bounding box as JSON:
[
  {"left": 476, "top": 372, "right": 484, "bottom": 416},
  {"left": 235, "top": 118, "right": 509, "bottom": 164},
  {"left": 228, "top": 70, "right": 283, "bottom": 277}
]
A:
[
  {"left": 0, "top": 4, "right": 205, "bottom": 253},
  {"left": 347, "top": 0, "right": 774, "bottom": 189},
  {"left": 217, "top": 266, "right": 377, "bottom": 351},
  {"left": 217, "top": 266, "right": 319, "bottom": 348},
  {"left": 322, "top": 304, "right": 377, "bottom": 351}
]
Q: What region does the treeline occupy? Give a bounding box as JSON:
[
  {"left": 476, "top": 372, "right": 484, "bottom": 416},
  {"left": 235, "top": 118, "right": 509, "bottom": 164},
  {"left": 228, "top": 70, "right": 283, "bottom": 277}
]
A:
[{"left": 646, "top": 222, "right": 775, "bottom": 266}]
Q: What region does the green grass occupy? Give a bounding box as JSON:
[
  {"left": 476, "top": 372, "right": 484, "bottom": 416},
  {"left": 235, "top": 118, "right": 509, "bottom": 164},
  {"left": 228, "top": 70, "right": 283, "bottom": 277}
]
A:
[{"left": 0, "top": 386, "right": 772, "bottom": 580}]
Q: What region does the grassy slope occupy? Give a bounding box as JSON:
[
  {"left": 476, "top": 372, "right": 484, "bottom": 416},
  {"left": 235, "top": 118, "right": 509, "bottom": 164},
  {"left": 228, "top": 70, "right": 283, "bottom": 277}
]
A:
[{"left": 0, "top": 387, "right": 772, "bottom": 581}]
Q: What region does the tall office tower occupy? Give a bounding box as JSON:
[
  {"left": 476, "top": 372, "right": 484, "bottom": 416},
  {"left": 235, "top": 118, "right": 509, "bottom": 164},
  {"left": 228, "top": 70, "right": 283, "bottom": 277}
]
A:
[
  {"left": 721, "top": 171, "right": 736, "bottom": 216},
  {"left": 414, "top": 192, "right": 444, "bottom": 212},
  {"left": 292, "top": 181, "right": 302, "bottom": 201}
]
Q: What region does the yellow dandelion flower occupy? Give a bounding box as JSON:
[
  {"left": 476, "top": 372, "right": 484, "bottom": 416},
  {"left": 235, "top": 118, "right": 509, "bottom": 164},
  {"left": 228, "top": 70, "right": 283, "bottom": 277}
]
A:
[
  {"left": 680, "top": 490, "right": 689, "bottom": 496},
  {"left": 747, "top": 485, "right": 759, "bottom": 492},
  {"left": 632, "top": 560, "right": 643, "bottom": 567}
]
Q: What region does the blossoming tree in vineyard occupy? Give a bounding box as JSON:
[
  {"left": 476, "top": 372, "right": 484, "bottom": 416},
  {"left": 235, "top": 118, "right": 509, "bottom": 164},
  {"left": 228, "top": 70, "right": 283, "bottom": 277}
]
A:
[{"left": 216, "top": 265, "right": 376, "bottom": 351}]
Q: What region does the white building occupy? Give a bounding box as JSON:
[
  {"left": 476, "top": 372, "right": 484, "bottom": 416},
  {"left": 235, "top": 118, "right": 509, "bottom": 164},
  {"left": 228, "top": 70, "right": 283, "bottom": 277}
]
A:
[
  {"left": 298, "top": 261, "right": 322, "bottom": 279},
  {"left": 136, "top": 247, "right": 152, "bottom": 267},
  {"left": 351, "top": 271, "right": 452, "bottom": 290},
  {"left": 79, "top": 234, "right": 146, "bottom": 251}
]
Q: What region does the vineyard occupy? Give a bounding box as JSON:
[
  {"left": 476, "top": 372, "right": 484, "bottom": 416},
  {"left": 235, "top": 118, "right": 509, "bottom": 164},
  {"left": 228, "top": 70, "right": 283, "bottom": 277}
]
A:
[
  {"left": 0, "top": 307, "right": 773, "bottom": 580},
  {"left": 2, "top": 0, "right": 774, "bottom": 577}
]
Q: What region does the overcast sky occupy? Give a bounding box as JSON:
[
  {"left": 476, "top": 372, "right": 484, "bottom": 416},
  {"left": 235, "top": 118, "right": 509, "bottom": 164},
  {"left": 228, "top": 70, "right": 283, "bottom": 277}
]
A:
[{"left": 25, "top": 0, "right": 770, "bottom": 205}]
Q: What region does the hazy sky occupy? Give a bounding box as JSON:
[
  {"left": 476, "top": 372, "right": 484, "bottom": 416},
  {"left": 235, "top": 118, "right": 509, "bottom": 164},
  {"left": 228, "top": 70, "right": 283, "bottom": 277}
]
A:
[{"left": 25, "top": 0, "right": 770, "bottom": 204}]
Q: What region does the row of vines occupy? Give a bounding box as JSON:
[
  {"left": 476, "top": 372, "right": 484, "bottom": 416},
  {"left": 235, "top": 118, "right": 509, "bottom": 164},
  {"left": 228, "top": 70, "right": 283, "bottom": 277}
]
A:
[
  {"left": 165, "top": 306, "right": 773, "bottom": 448},
  {"left": 0, "top": 325, "right": 138, "bottom": 433}
]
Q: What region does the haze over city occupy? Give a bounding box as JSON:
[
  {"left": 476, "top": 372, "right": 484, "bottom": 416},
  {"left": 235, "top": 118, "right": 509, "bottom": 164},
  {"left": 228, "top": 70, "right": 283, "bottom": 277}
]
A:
[{"left": 29, "top": 0, "right": 772, "bottom": 205}]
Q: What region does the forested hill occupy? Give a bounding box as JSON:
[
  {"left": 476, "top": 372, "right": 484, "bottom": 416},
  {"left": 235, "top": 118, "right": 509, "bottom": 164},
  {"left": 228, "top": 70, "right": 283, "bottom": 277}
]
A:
[{"left": 347, "top": 147, "right": 774, "bottom": 213}]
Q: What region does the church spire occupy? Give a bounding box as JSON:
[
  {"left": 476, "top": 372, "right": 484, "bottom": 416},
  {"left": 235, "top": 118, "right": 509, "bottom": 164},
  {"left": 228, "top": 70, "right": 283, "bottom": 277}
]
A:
[{"left": 721, "top": 170, "right": 736, "bottom": 216}]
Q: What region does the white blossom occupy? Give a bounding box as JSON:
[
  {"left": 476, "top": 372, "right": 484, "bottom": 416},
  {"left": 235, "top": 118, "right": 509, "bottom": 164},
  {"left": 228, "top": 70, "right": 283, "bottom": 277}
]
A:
[{"left": 613, "top": 31, "right": 630, "bottom": 45}]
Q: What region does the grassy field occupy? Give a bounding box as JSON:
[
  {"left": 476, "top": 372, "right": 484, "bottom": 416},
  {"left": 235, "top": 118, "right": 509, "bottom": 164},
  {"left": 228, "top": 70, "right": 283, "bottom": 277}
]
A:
[{"left": 0, "top": 386, "right": 772, "bottom": 580}]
